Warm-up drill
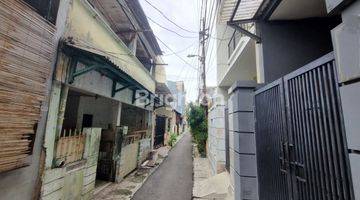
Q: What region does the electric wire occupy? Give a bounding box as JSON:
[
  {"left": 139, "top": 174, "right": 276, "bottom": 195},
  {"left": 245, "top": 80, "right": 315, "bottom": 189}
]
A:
[
  {"left": 155, "top": 35, "right": 199, "bottom": 72},
  {"left": 163, "top": 42, "right": 196, "bottom": 56},
  {"left": 147, "top": 17, "right": 198, "bottom": 39},
  {"left": 143, "top": 0, "right": 198, "bottom": 34}
]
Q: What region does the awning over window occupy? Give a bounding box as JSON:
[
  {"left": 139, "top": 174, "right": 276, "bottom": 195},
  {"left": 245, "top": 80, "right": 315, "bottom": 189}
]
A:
[
  {"left": 220, "top": 0, "right": 264, "bottom": 22},
  {"left": 62, "top": 40, "right": 156, "bottom": 93},
  {"left": 62, "top": 42, "right": 156, "bottom": 99}
]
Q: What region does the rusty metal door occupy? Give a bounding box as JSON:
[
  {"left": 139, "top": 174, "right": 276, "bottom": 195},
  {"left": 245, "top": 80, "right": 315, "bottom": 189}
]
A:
[{"left": 255, "top": 53, "right": 354, "bottom": 200}]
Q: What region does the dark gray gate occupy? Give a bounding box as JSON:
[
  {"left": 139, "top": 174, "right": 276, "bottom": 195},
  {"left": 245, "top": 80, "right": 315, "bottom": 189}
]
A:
[
  {"left": 255, "top": 53, "right": 354, "bottom": 200},
  {"left": 154, "top": 116, "right": 166, "bottom": 147},
  {"left": 255, "top": 79, "right": 289, "bottom": 200}
]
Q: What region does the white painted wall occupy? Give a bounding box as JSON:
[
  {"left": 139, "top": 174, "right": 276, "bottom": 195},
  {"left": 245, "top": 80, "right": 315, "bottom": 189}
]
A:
[
  {"left": 76, "top": 96, "right": 119, "bottom": 130},
  {"left": 208, "top": 104, "right": 226, "bottom": 175}
]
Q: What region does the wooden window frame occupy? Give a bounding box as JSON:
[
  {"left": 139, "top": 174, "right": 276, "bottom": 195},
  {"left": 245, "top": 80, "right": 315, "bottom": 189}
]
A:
[{"left": 23, "top": 0, "right": 60, "bottom": 24}]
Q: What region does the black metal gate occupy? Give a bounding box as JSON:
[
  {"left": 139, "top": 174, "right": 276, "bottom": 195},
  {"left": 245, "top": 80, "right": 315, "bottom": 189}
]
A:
[
  {"left": 255, "top": 53, "right": 354, "bottom": 200},
  {"left": 255, "top": 79, "right": 289, "bottom": 200},
  {"left": 154, "top": 116, "right": 166, "bottom": 147}
]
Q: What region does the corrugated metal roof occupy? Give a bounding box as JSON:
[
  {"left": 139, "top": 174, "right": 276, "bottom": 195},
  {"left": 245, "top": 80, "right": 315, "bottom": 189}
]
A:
[
  {"left": 63, "top": 40, "right": 156, "bottom": 93},
  {"left": 220, "top": 0, "right": 264, "bottom": 22},
  {"left": 126, "top": 0, "right": 162, "bottom": 55}
]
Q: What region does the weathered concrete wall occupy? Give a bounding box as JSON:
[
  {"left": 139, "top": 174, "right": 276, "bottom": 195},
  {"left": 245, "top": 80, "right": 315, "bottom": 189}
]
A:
[
  {"left": 65, "top": 0, "right": 155, "bottom": 93},
  {"left": 71, "top": 62, "right": 152, "bottom": 111},
  {"left": 41, "top": 128, "right": 102, "bottom": 200},
  {"left": 117, "top": 142, "right": 140, "bottom": 181},
  {"left": 228, "top": 81, "right": 258, "bottom": 200},
  {"left": 332, "top": 2, "right": 360, "bottom": 199},
  {"left": 138, "top": 138, "right": 152, "bottom": 165},
  {"left": 208, "top": 105, "right": 226, "bottom": 175},
  {"left": 76, "top": 96, "right": 118, "bottom": 130}
]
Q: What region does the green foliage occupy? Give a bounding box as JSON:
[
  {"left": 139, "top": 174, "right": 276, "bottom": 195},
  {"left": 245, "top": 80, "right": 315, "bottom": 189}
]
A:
[
  {"left": 168, "top": 132, "right": 178, "bottom": 147},
  {"left": 186, "top": 103, "right": 208, "bottom": 157}
]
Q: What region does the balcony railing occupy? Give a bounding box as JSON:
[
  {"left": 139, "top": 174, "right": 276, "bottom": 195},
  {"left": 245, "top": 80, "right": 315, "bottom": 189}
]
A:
[
  {"left": 55, "top": 129, "right": 86, "bottom": 165},
  {"left": 228, "top": 23, "right": 254, "bottom": 58}
]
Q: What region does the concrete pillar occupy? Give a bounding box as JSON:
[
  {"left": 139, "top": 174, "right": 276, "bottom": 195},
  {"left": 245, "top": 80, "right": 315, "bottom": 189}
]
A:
[
  {"left": 43, "top": 82, "right": 68, "bottom": 168},
  {"left": 56, "top": 85, "right": 69, "bottom": 137},
  {"left": 227, "top": 81, "right": 258, "bottom": 200},
  {"left": 113, "top": 102, "right": 122, "bottom": 127},
  {"left": 331, "top": 2, "right": 360, "bottom": 199}
]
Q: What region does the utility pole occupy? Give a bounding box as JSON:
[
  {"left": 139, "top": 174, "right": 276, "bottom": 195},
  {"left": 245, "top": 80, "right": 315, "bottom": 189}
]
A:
[{"left": 199, "top": 0, "right": 208, "bottom": 112}]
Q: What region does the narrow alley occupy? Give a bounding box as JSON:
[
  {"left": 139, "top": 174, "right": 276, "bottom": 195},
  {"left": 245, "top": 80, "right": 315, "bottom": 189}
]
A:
[{"left": 132, "top": 133, "right": 193, "bottom": 200}]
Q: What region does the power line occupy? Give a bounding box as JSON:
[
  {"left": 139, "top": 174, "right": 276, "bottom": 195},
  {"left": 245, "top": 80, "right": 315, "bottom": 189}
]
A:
[
  {"left": 143, "top": 0, "right": 198, "bottom": 34},
  {"left": 163, "top": 42, "right": 196, "bottom": 56},
  {"left": 147, "top": 13, "right": 229, "bottom": 41},
  {"left": 155, "top": 35, "right": 199, "bottom": 72},
  {"left": 177, "top": 44, "right": 199, "bottom": 78},
  {"left": 147, "top": 17, "right": 198, "bottom": 39},
  {"left": 206, "top": 25, "right": 229, "bottom": 75}
]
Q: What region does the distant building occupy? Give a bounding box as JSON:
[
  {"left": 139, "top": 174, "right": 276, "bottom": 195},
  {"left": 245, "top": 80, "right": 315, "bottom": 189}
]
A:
[
  {"left": 167, "top": 81, "right": 186, "bottom": 135},
  {"left": 167, "top": 81, "right": 186, "bottom": 115}
]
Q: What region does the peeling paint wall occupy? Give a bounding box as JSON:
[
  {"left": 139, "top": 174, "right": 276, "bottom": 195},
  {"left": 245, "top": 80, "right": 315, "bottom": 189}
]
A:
[
  {"left": 116, "top": 142, "right": 140, "bottom": 181},
  {"left": 41, "top": 128, "right": 102, "bottom": 200},
  {"left": 69, "top": 61, "right": 152, "bottom": 111},
  {"left": 65, "top": 0, "right": 155, "bottom": 93},
  {"left": 138, "top": 138, "right": 152, "bottom": 164},
  {"left": 76, "top": 96, "right": 118, "bottom": 130}
]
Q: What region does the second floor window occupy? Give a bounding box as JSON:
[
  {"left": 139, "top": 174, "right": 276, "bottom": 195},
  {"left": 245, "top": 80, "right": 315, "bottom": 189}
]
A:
[{"left": 24, "top": 0, "right": 60, "bottom": 24}]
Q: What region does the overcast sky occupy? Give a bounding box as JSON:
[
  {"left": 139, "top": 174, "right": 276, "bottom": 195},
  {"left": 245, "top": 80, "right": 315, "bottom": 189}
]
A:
[{"left": 140, "top": 0, "right": 217, "bottom": 103}]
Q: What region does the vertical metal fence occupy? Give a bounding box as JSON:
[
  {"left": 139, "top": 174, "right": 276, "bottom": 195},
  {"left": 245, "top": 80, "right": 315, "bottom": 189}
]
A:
[
  {"left": 255, "top": 79, "right": 289, "bottom": 200},
  {"left": 255, "top": 53, "right": 354, "bottom": 200}
]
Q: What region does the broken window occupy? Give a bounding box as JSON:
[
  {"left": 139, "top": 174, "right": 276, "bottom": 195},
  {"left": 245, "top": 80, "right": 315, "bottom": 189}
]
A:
[{"left": 24, "top": 0, "right": 60, "bottom": 24}]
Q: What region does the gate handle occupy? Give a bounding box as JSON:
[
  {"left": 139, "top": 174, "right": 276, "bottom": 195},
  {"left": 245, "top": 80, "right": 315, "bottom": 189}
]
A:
[
  {"left": 279, "top": 140, "right": 288, "bottom": 174},
  {"left": 290, "top": 162, "right": 306, "bottom": 183},
  {"left": 279, "top": 156, "right": 288, "bottom": 174}
]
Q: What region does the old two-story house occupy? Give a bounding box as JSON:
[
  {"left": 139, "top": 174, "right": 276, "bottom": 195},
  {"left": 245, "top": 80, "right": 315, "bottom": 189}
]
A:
[
  {"left": 207, "top": 0, "right": 359, "bottom": 199},
  {"left": 40, "top": 0, "right": 168, "bottom": 199}
]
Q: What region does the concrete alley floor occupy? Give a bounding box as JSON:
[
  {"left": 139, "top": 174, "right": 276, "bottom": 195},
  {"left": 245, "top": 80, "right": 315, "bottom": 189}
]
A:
[{"left": 132, "top": 133, "right": 193, "bottom": 200}]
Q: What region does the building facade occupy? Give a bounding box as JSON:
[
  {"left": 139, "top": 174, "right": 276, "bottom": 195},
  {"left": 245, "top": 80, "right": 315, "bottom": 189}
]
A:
[
  {"left": 167, "top": 80, "right": 187, "bottom": 135},
  {"left": 0, "top": 0, "right": 166, "bottom": 199},
  {"left": 207, "top": 0, "right": 359, "bottom": 199}
]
